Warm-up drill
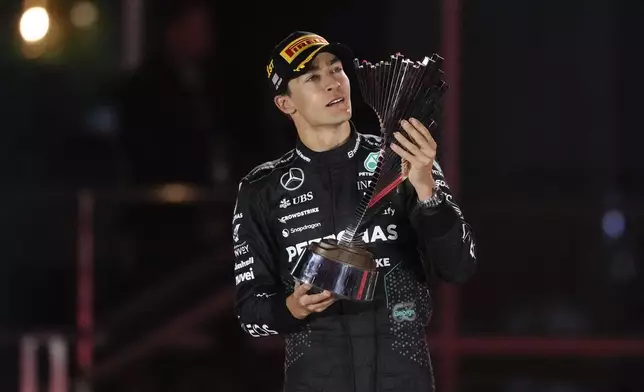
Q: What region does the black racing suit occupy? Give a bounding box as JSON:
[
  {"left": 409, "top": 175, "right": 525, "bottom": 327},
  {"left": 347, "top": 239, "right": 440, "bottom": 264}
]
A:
[{"left": 232, "top": 125, "right": 477, "bottom": 392}]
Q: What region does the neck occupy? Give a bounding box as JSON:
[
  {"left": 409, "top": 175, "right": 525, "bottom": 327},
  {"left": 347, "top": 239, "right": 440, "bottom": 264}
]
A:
[{"left": 295, "top": 121, "right": 352, "bottom": 152}]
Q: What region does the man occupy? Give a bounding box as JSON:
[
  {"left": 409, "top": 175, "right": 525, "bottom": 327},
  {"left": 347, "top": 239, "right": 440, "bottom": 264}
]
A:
[{"left": 232, "top": 31, "right": 477, "bottom": 391}]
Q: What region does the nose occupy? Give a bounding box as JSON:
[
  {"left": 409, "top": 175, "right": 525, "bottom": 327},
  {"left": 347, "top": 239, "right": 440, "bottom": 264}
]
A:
[
  {"left": 323, "top": 73, "right": 341, "bottom": 91},
  {"left": 325, "top": 80, "right": 340, "bottom": 92}
]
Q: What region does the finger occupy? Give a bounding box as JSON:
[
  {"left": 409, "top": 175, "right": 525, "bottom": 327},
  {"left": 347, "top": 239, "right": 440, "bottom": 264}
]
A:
[
  {"left": 309, "top": 297, "right": 336, "bottom": 312},
  {"left": 392, "top": 133, "right": 429, "bottom": 165},
  {"left": 400, "top": 119, "right": 428, "bottom": 149},
  {"left": 299, "top": 290, "right": 332, "bottom": 306},
  {"left": 293, "top": 282, "right": 312, "bottom": 298},
  {"left": 394, "top": 128, "right": 424, "bottom": 157},
  {"left": 403, "top": 120, "right": 436, "bottom": 160},
  {"left": 390, "top": 142, "right": 417, "bottom": 165},
  {"left": 396, "top": 129, "right": 434, "bottom": 164},
  {"left": 408, "top": 118, "right": 437, "bottom": 149},
  {"left": 391, "top": 140, "right": 430, "bottom": 167}
]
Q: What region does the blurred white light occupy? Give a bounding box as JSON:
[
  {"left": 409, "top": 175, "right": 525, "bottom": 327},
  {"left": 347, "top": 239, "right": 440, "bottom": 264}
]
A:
[
  {"left": 70, "top": 2, "right": 98, "bottom": 29},
  {"left": 19, "top": 7, "right": 50, "bottom": 43},
  {"left": 602, "top": 209, "right": 625, "bottom": 239}
]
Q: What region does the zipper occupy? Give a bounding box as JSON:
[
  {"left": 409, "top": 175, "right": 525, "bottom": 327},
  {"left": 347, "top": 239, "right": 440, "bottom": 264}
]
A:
[{"left": 328, "top": 167, "right": 357, "bottom": 391}]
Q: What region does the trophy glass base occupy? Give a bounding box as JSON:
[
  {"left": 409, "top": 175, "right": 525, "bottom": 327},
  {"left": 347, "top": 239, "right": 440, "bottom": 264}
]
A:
[{"left": 290, "top": 239, "right": 378, "bottom": 302}]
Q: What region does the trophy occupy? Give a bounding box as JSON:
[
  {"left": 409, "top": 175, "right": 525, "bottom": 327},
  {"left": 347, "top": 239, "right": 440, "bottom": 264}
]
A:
[{"left": 290, "top": 52, "right": 449, "bottom": 301}]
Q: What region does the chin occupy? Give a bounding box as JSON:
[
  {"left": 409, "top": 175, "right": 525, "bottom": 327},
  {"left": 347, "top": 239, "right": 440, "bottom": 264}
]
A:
[{"left": 329, "top": 112, "right": 352, "bottom": 125}]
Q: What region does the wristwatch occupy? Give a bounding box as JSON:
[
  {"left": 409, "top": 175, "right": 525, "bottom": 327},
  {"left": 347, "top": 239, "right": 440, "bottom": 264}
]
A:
[{"left": 417, "top": 183, "right": 445, "bottom": 209}]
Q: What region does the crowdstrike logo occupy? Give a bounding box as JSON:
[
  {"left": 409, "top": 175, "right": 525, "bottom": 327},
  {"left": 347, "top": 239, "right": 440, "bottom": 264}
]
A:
[
  {"left": 280, "top": 168, "right": 305, "bottom": 191},
  {"left": 278, "top": 207, "right": 319, "bottom": 224}
]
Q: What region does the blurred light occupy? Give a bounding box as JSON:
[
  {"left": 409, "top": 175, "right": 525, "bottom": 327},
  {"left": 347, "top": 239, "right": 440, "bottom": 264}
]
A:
[
  {"left": 602, "top": 209, "right": 625, "bottom": 239},
  {"left": 19, "top": 7, "right": 50, "bottom": 43},
  {"left": 86, "top": 106, "right": 117, "bottom": 135},
  {"left": 70, "top": 1, "right": 98, "bottom": 29},
  {"left": 156, "top": 184, "right": 198, "bottom": 203}
]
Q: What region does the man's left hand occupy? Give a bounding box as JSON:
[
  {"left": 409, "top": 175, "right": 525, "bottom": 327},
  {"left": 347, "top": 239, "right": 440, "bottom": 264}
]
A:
[{"left": 390, "top": 117, "right": 437, "bottom": 200}]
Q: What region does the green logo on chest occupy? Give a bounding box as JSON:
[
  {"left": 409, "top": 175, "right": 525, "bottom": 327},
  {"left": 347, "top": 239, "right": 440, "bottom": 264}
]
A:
[{"left": 364, "top": 152, "right": 379, "bottom": 172}]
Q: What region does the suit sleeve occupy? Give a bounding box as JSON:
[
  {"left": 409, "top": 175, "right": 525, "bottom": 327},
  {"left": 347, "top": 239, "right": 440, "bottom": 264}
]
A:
[
  {"left": 232, "top": 179, "right": 305, "bottom": 338},
  {"left": 406, "top": 161, "right": 477, "bottom": 283}
]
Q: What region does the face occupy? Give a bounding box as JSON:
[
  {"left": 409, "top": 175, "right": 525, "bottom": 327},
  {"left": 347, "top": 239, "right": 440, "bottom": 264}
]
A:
[{"left": 275, "top": 52, "right": 352, "bottom": 127}]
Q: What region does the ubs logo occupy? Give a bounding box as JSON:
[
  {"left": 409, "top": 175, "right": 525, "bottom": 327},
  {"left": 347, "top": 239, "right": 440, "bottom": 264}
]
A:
[
  {"left": 292, "top": 191, "right": 313, "bottom": 205},
  {"left": 280, "top": 168, "right": 305, "bottom": 191},
  {"left": 281, "top": 191, "right": 314, "bottom": 208}
]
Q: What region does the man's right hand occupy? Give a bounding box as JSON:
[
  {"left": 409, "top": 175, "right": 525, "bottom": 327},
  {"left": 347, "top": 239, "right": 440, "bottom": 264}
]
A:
[{"left": 286, "top": 282, "right": 335, "bottom": 319}]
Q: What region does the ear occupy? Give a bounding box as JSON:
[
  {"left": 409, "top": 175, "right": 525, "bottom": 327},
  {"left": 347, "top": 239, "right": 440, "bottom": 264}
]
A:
[{"left": 274, "top": 94, "right": 296, "bottom": 115}]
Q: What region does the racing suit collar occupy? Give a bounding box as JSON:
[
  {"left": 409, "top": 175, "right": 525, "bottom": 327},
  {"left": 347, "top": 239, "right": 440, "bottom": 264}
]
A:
[{"left": 295, "top": 123, "right": 361, "bottom": 166}]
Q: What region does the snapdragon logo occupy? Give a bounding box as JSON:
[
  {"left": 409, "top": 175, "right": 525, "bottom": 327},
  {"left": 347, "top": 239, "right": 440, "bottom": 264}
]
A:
[
  {"left": 278, "top": 207, "right": 319, "bottom": 224},
  {"left": 282, "top": 222, "right": 321, "bottom": 237},
  {"left": 285, "top": 224, "right": 398, "bottom": 262}
]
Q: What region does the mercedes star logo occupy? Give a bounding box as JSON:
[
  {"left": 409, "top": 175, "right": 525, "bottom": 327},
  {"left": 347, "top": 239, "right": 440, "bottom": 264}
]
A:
[{"left": 280, "top": 167, "right": 304, "bottom": 191}]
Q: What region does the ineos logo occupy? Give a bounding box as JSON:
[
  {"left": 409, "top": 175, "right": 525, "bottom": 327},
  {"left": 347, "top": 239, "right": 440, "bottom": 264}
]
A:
[{"left": 280, "top": 168, "right": 304, "bottom": 191}]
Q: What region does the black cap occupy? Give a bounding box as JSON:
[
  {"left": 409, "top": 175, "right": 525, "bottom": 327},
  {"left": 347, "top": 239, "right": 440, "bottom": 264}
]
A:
[{"left": 266, "top": 31, "right": 354, "bottom": 95}]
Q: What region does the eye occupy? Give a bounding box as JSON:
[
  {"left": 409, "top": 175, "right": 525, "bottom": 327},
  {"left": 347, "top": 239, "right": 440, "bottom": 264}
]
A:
[
  {"left": 305, "top": 74, "right": 319, "bottom": 82},
  {"left": 332, "top": 66, "right": 343, "bottom": 73}
]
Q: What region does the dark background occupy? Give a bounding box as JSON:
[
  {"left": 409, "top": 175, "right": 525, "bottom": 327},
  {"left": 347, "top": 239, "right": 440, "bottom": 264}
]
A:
[{"left": 1, "top": 0, "right": 643, "bottom": 390}]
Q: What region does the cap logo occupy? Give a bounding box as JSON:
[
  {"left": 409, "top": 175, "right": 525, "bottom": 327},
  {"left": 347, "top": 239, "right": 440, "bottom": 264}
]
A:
[
  {"left": 271, "top": 73, "right": 282, "bottom": 90},
  {"left": 280, "top": 34, "right": 328, "bottom": 63},
  {"left": 294, "top": 46, "right": 325, "bottom": 71},
  {"left": 266, "top": 59, "right": 274, "bottom": 78}
]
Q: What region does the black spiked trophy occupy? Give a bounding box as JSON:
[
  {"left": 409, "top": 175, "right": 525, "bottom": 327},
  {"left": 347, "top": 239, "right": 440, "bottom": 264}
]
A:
[{"left": 290, "top": 52, "right": 449, "bottom": 301}]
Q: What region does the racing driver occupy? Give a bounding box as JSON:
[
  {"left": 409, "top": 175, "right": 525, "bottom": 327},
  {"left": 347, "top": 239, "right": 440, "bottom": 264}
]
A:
[{"left": 231, "top": 31, "right": 477, "bottom": 391}]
